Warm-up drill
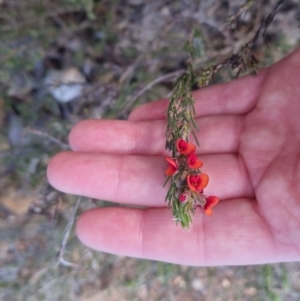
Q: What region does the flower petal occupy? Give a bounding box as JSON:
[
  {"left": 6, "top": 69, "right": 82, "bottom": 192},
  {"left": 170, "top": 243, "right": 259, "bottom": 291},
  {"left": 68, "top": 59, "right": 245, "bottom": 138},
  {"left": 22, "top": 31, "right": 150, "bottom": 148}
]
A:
[
  {"left": 198, "top": 174, "right": 209, "bottom": 190},
  {"left": 165, "top": 157, "right": 178, "bottom": 176},
  {"left": 204, "top": 208, "right": 213, "bottom": 216},
  {"left": 176, "top": 139, "right": 196, "bottom": 155},
  {"left": 187, "top": 153, "right": 203, "bottom": 169},
  {"left": 187, "top": 174, "right": 209, "bottom": 191},
  {"left": 187, "top": 175, "right": 197, "bottom": 191},
  {"left": 204, "top": 196, "right": 219, "bottom": 216},
  {"left": 179, "top": 194, "right": 186, "bottom": 202},
  {"left": 165, "top": 165, "right": 177, "bottom": 176},
  {"left": 165, "top": 157, "right": 177, "bottom": 169}
]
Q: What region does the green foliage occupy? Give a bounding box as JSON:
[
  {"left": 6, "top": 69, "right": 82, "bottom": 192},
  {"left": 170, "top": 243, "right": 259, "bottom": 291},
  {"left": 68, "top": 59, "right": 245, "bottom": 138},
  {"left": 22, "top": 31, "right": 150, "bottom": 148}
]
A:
[{"left": 262, "top": 265, "right": 281, "bottom": 301}]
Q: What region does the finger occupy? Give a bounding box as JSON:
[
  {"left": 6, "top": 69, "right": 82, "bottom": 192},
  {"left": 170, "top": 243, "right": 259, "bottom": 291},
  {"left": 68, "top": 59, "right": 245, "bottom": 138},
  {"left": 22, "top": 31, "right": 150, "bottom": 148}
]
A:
[
  {"left": 47, "top": 152, "right": 253, "bottom": 206},
  {"left": 130, "top": 48, "right": 300, "bottom": 122},
  {"left": 69, "top": 115, "right": 243, "bottom": 155},
  {"left": 76, "top": 200, "right": 290, "bottom": 266},
  {"left": 128, "top": 70, "right": 267, "bottom": 121}
]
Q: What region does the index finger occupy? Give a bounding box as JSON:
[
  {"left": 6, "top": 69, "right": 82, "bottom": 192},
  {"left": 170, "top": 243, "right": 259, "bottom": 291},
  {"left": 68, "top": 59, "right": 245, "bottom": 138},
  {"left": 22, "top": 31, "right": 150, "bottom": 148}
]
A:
[
  {"left": 47, "top": 152, "right": 253, "bottom": 206},
  {"left": 128, "top": 67, "right": 267, "bottom": 121}
]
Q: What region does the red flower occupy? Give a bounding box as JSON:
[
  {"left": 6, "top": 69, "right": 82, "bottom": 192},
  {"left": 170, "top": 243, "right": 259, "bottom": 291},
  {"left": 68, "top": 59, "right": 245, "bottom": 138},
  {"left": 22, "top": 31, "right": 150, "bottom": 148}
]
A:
[
  {"left": 165, "top": 158, "right": 178, "bottom": 176},
  {"left": 187, "top": 153, "right": 203, "bottom": 169},
  {"left": 204, "top": 196, "right": 219, "bottom": 216},
  {"left": 178, "top": 190, "right": 191, "bottom": 203},
  {"left": 176, "top": 139, "right": 196, "bottom": 155},
  {"left": 187, "top": 174, "right": 209, "bottom": 191},
  {"left": 179, "top": 194, "right": 186, "bottom": 202}
]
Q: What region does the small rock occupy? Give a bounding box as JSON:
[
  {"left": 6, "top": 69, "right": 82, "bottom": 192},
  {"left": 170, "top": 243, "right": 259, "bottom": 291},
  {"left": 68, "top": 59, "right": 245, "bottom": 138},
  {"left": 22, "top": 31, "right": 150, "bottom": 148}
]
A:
[
  {"left": 44, "top": 67, "right": 86, "bottom": 103},
  {"left": 137, "top": 284, "right": 148, "bottom": 299},
  {"left": 244, "top": 287, "right": 257, "bottom": 296},
  {"left": 172, "top": 275, "right": 186, "bottom": 288},
  {"left": 191, "top": 279, "right": 204, "bottom": 291},
  {"left": 7, "top": 114, "right": 24, "bottom": 147},
  {"left": 221, "top": 277, "right": 231, "bottom": 288},
  {"left": 160, "top": 6, "right": 170, "bottom": 16}
]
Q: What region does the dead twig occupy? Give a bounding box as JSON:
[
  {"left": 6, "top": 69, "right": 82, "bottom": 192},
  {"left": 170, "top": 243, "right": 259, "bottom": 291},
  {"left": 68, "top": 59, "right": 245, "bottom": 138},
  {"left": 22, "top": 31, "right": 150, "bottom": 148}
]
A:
[
  {"left": 56, "top": 196, "right": 81, "bottom": 269},
  {"left": 250, "top": 0, "right": 284, "bottom": 48},
  {"left": 117, "top": 70, "right": 185, "bottom": 118},
  {"left": 227, "top": 0, "right": 254, "bottom": 29},
  {"left": 25, "top": 128, "right": 70, "bottom": 150}
]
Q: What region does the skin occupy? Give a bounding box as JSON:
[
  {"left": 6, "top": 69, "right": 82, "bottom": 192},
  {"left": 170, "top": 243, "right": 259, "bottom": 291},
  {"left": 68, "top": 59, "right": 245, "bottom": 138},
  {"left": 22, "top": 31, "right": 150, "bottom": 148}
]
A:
[{"left": 47, "top": 48, "right": 300, "bottom": 266}]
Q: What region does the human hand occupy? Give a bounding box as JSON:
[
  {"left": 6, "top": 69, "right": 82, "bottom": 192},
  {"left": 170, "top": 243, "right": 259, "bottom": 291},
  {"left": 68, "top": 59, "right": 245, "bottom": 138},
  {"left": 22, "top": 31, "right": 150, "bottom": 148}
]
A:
[{"left": 47, "top": 49, "right": 300, "bottom": 266}]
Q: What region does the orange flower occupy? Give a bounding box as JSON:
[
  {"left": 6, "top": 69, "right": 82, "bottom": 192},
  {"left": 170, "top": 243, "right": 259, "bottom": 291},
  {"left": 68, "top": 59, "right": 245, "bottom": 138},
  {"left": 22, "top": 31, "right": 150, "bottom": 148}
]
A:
[
  {"left": 187, "top": 153, "right": 203, "bottom": 169},
  {"left": 204, "top": 196, "right": 219, "bottom": 216},
  {"left": 176, "top": 139, "right": 196, "bottom": 155},
  {"left": 187, "top": 174, "right": 209, "bottom": 191},
  {"left": 165, "top": 158, "right": 178, "bottom": 176}
]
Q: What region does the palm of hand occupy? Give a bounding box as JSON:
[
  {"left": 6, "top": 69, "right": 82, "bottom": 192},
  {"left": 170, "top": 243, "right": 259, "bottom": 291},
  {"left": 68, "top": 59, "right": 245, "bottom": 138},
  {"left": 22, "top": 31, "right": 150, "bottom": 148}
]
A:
[
  {"left": 48, "top": 49, "right": 300, "bottom": 265},
  {"left": 239, "top": 57, "right": 300, "bottom": 262}
]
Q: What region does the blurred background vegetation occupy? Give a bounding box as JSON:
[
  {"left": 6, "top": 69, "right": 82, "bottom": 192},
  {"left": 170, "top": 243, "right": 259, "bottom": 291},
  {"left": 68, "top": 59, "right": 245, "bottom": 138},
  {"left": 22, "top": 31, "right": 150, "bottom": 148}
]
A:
[{"left": 0, "top": 0, "right": 300, "bottom": 300}]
